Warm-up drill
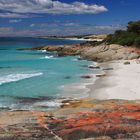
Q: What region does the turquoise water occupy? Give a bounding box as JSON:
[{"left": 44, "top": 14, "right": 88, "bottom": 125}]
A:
[{"left": 0, "top": 37, "right": 99, "bottom": 110}]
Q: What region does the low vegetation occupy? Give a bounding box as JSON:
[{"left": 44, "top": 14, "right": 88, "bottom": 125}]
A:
[
  {"left": 80, "top": 40, "right": 103, "bottom": 46},
  {"left": 105, "top": 20, "right": 140, "bottom": 48},
  {"left": 81, "top": 20, "right": 140, "bottom": 48}
]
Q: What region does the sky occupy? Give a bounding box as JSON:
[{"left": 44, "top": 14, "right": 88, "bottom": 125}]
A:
[{"left": 0, "top": 0, "right": 139, "bottom": 37}]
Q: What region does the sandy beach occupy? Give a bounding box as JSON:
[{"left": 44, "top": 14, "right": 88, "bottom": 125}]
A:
[{"left": 90, "top": 60, "right": 140, "bottom": 100}]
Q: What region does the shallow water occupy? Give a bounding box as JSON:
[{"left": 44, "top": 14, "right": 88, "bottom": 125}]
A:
[{"left": 0, "top": 37, "right": 101, "bottom": 111}]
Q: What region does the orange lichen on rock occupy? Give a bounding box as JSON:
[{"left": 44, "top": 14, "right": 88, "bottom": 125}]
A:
[
  {"left": 45, "top": 102, "right": 140, "bottom": 140},
  {"left": 33, "top": 111, "right": 48, "bottom": 128},
  {"left": 127, "top": 47, "right": 140, "bottom": 54},
  {"left": 123, "top": 112, "right": 140, "bottom": 120},
  {"left": 63, "top": 116, "right": 103, "bottom": 128},
  {"left": 123, "top": 104, "right": 140, "bottom": 111}
]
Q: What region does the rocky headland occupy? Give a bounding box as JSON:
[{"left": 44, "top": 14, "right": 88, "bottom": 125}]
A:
[
  {"left": 0, "top": 99, "right": 140, "bottom": 140},
  {"left": 3, "top": 41, "right": 139, "bottom": 140},
  {"left": 19, "top": 43, "right": 140, "bottom": 62},
  {"left": 36, "top": 34, "right": 107, "bottom": 42},
  {"left": 81, "top": 44, "right": 140, "bottom": 62}
]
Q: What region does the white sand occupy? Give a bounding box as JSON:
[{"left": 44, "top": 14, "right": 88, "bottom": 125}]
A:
[
  {"left": 93, "top": 60, "right": 140, "bottom": 100},
  {"left": 63, "top": 38, "right": 103, "bottom": 42}
]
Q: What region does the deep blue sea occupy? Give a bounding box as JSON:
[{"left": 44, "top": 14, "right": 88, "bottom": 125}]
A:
[{"left": 0, "top": 37, "right": 100, "bottom": 111}]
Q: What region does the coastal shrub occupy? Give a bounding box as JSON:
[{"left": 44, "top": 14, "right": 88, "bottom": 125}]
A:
[
  {"left": 116, "top": 32, "right": 137, "bottom": 46},
  {"left": 127, "top": 20, "right": 140, "bottom": 34},
  {"left": 80, "top": 41, "right": 103, "bottom": 46},
  {"left": 105, "top": 20, "right": 140, "bottom": 47},
  {"left": 105, "top": 31, "right": 137, "bottom": 46},
  {"left": 134, "top": 37, "right": 140, "bottom": 48}
]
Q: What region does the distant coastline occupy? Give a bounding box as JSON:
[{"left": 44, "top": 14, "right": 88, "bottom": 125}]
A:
[{"left": 36, "top": 34, "right": 107, "bottom": 42}]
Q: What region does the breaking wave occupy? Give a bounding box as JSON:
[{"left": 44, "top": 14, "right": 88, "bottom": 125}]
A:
[{"left": 0, "top": 72, "right": 43, "bottom": 85}]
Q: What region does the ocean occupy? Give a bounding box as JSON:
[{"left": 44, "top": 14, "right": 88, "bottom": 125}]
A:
[{"left": 0, "top": 37, "right": 101, "bottom": 111}]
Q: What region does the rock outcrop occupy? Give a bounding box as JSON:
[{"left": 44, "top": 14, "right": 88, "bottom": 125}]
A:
[
  {"left": 14, "top": 43, "right": 140, "bottom": 140},
  {"left": 81, "top": 44, "right": 140, "bottom": 62},
  {"left": 19, "top": 44, "right": 140, "bottom": 62},
  {"left": 45, "top": 99, "right": 140, "bottom": 140},
  {"left": 0, "top": 100, "right": 140, "bottom": 140},
  {"left": 19, "top": 44, "right": 90, "bottom": 56}
]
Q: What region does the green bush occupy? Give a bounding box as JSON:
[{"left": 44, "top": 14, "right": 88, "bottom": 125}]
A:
[
  {"left": 127, "top": 20, "right": 140, "bottom": 34},
  {"left": 134, "top": 37, "right": 140, "bottom": 48},
  {"left": 105, "top": 20, "right": 140, "bottom": 48},
  {"left": 105, "top": 31, "right": 137, "bottom": 46},
  {"left": 80, "top": 41, "right": 103, "bottom": 46}
]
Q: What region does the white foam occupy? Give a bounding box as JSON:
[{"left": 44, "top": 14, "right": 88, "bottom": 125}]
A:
[
  {"left": 72, "top": 58, "right": 78, "bottom": 61},
  {"left": 41, "top": 50, "right": 47, "bottom": 52},
  {"left": 40, "top": 55, "right": 54, "bottom": 59},
  {"left": 34, "top": 101, "right": 62, "bottom": 108},
  {"left": 0, "top": 72, "right": 43, "bottom": 85},
  {"left": 61, "top": 76, "right": 97, "bottom": 99}
]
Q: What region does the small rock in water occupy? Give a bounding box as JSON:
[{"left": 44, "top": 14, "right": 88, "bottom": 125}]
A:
[
  {"left": 81, "top": 75, "right": 92, "bottom": 79},
  {"left": 124, "top": 61, "right": 130, "bottom": 65},
  {"left": 103, "top": 68, "right": 114, "bottom": 71},
  {"left": 61, "top": 99, "right": 73, "bottom": 104},
  {"left": 60, "top": 103, "right": 70, "bottom": 108},
  {"left": 80, "top": 64, "right": 88, "bottom": 68},
  {"left": 0, "top": 107, "right": 11, "bottom": 111},
  {"left": 96, "top": 73, "right": 106, "bottom": 77},
  {"left": 64, "top": 76, "right": 71, "bottom": 79},
  {"left": 88, "top": 65, "right": 100, "bottom": 69},
  {"left": 78, "top": 57, "right": 84, "bottom": 60},
  {"left": 0, "top": 66, "right": 11, "bottom": 69}
]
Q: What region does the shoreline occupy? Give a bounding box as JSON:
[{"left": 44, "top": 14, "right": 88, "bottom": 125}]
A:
[
  {"left": 1, "top": 42, "right": 140, "bottom": 139},
  {"left": 14, "top": 42, "right": 140, "bottom": 108},
  {"left": 0, "top": 60, "right": 140, "bottom": 139},
  {"left": 88, "top": 61, "right": 116, "bottom": 100},
  {"left": 36, "top": 35, "right": 105, "bottom": 42},
  {"left": 56, "top": 37, "right": 103, "bottom": 42},
  {"left": 88, "top": 60, "right": 140, "bottom": 100},
  {"left": 1, "top": 59, "right": 139, "bottom": 111}
]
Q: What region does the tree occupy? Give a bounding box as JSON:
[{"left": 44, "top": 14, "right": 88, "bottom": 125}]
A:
[{"left": 127, "top": 20, "right": 140, "bottom": 34}]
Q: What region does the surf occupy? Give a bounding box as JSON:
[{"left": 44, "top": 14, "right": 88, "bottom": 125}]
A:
[{"left": 0, "top": 72, "right": 43, "bottom": 85}]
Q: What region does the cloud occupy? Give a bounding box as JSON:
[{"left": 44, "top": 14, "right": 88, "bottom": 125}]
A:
[
  {"left": 0, "top": 27, "right": 13, "bottom": 32},
  {"left": 0, "top": 27, "right": 14, "bottom": 36},
  {"left": 50, "top": 24, "right": 124, "bottom": 35},
  {"left": 29, "top": 21, "right": 80, "bottom": 28},
  {"left": 0, "top": 0, "right": 108, "bottom": 18},
  {"left": 94, "top": 25, "right": 126, "bottom": 31},
  {"left": 29, "top": 21, "right": 125, "bottom": 33},
  {"left": 0, "top": 12, "right": 28, "bottom": 18},
  {"left": 30, "top": 24, "right": 35, "bottom": 27},
  {"left": 0, "top": 23, "right": 125, "bottom": 37},
  {"left": 9, "top": 19, "right": 22, "bottom": 23}
]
